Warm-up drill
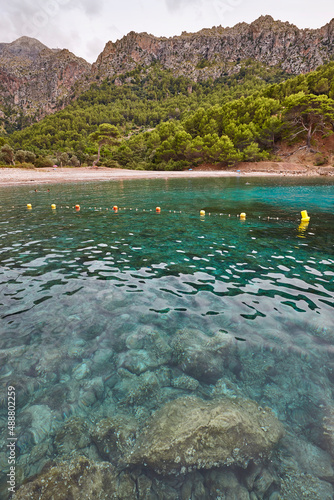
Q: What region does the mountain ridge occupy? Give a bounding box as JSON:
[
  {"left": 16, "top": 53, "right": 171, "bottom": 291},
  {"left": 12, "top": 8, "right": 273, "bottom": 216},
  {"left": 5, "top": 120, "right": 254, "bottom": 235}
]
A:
[
  {"left": 92, "top": 15, "right": 334, "bottom": 81},
  {"left": 0, "top": 15, "right": 333, "bottom": 131}
]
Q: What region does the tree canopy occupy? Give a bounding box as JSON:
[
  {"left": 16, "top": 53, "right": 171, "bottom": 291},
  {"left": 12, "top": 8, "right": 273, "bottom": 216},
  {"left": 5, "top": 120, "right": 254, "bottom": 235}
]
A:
[
  {"left": 282, "top": 92, "right": 334, "bottom": 149},
  {"left": 89, "top": 123, "right": 120, "bottom": 165}
]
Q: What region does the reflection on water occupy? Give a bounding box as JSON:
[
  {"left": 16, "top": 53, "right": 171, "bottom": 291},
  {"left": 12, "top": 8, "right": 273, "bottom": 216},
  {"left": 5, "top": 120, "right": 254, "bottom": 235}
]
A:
[{"left": 0, "top": 177, "right": 334, "bottom": 499}]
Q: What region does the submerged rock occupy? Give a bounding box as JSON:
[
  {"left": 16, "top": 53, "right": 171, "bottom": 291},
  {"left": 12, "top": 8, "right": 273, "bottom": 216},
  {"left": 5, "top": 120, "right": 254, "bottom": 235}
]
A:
[
  {"left": 123, "top": 371, "right": 160, "bottom": 406},
  {"left": 78, "top": 376, "right": 105, "bottom": 408},
  {"left": 274, "top": 434, "right": 334, "bottom": 500},
  {"left": 181, "top": 471, "right": 206, "bottom": 499},
  {"left": 281, "top": 434, "right": 334, "bottom": 482},
  {"left": 12, "top": 456, "right": 133, "bottom": 500},
  {"left": 323, "top": 407, "right": 334, "bottom": 458},
  {"left": 72, "top": 361, "right": 90, "bottom": 381},
  {"left": 12, "top": 456, "right": 182, "bottom": 500},
  {"left": 204, "top": 469, "right": 251, "bottom": 499},
  {"left": 119, "top": 330, "right": 172, "bottom": 375},
  {"left": 113, "top": 369, "right": 160, "bottom": 407},
  {"left": 171, "top": 328, "right": 235, "bottom": 383},
  {"left": 280, "top": 470, "right": 334, "bottom": 500},
  {"left": 171, "top": 374, "right": 199, "bottom": 391},
  {"left": 91, "top": 414, "right": 137, "bottom": 462},
  {"left": 128, "top": 396, "right": 284, "bottom": 474},
  {"left": 54, "top": 417, "right": 91, "bottom": 456},
  {"left": 21, "top": 404, "right": 54, "bottom": 445}
]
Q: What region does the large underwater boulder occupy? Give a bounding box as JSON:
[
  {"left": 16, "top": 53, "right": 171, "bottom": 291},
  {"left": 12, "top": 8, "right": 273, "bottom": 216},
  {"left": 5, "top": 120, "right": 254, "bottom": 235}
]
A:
[{"left": 128, "top": 396, "right": 284, "bottom": 474}]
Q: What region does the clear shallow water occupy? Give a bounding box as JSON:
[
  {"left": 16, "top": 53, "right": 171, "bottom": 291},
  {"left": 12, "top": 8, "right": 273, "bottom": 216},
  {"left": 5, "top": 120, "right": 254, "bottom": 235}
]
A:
[{"left": 0, "top": 177, "right": 334, "bottom": 499}]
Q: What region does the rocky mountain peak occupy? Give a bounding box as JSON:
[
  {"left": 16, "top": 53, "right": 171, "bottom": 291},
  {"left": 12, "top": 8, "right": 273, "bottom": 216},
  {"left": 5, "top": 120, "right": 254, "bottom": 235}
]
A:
[
  {"left": 0, "top": 37, "right": 91, "bottom": 122},
  {"left": 0, "top": 36, "right": 51, "bottom": 60},
  {"left": 250, "top": 15, "right": 280, "bottom": 28}
]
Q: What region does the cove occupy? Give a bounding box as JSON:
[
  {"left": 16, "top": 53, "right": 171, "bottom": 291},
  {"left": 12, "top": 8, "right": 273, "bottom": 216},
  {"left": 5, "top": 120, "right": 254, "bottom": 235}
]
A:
[{"left": 0, "top": 176, "right": 333, "bottom": 499}]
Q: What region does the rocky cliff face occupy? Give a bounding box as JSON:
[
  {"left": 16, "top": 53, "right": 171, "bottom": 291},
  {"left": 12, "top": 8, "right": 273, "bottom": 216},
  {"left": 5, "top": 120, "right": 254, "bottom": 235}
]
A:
[
  {"left": 92, "top": 15, "right": 334, "bottom": 81},
  {"left": 0, "top": 36, "right": 91, "bottom": 122}
]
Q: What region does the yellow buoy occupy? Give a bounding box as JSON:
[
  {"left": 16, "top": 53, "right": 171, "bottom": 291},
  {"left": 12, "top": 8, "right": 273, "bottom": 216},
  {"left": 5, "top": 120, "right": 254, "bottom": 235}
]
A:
[
  {"left": 51, "top": 204, "right": 56, "bottom": 209},
  {"left": 301, "top": 210, "right": 310, "bottom": 222},
  {"left": 200, "top": 210, "right": 205, "bottom": 216},
  {"left": 240, "top": 212, "right": 246, "bottom": 219},
  {"left": 27, "top": 203, "right": 32, "bottom": 209}
]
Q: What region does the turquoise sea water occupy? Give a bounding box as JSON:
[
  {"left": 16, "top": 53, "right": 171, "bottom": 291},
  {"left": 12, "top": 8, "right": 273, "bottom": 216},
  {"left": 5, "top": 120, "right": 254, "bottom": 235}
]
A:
[{"left": 0, "top": 177, "right": 334, "bottom": 499}]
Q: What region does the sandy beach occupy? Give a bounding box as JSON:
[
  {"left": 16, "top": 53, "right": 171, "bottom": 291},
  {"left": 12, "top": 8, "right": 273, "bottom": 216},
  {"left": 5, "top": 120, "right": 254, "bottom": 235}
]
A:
[{"left": 0, "top": 162, "right": 333, "bottom": 186}]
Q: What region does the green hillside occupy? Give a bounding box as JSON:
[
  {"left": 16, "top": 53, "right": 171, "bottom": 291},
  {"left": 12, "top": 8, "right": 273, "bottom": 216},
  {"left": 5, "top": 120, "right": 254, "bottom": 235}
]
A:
[
  {"left": 113, "top": 62, "right": 334, "bottom": 170},
  {"left": 1, "top": 61, "right": 334, "bottom": 169}
]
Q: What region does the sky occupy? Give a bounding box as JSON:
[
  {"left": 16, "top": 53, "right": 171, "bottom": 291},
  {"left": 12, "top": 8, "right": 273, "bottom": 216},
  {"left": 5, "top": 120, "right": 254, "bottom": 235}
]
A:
[{"left": 0, "top": 0, "right": 333, "bottom": 63}]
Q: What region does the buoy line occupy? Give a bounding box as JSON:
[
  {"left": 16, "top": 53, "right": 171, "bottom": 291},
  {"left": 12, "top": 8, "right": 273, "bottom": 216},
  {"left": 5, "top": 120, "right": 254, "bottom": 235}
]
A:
[{"left": 23, "top": 204, "right": 311, "bottom": 224}]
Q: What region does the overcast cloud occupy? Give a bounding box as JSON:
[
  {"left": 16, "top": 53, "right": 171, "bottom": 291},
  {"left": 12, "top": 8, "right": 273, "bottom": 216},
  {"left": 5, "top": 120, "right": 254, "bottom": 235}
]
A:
[{"left": 0, "top": 0, "right": 332, "bottom": 63}]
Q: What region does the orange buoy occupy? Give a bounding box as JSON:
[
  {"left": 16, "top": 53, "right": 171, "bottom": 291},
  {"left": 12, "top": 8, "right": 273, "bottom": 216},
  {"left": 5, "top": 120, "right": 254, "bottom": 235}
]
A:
[
  {"left": 113, "top": 205, "right": 118, "bottom": 212},
  {"left": 156, "top": 207, "right": 161, "bottom": 213},
  {"left": 75, "top": 204, "right": 80, "bottom": 211}
]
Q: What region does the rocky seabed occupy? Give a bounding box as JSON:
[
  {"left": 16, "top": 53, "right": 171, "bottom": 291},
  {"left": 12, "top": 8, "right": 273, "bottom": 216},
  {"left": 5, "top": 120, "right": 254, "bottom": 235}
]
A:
[{"left": 0, "top": 310, "right": 332, "bottom": 499}]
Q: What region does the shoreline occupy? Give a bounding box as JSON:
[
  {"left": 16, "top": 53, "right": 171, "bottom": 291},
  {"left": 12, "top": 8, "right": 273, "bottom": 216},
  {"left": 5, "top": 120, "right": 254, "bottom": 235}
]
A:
[{"left": 0, "top": 163, "right": 333, "bottom": 186}]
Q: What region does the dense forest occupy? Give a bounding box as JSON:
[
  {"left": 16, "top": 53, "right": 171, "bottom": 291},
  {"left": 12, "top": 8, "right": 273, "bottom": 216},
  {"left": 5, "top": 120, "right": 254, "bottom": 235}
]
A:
[{"left": 1, "top": 60, "right": 334, "bottom": 170}]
